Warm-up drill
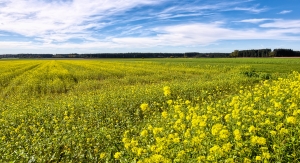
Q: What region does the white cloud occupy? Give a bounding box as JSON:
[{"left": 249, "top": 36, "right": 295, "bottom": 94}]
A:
[
  {"left": 158, "top": 13, "right": 207, "bottom": 19},
  {"left": 1, "top": 21, "right": 300, "bottom": 52},
  {"left": 103, "top": 23, "right": 300, "bottom": 48},
  {"left": 160, "top": 0, "right": 260, "bottom": 13},
  {"left": 230, "top": 5, "right": 267, "bottom": 13},
  {"left": 0, "top": 0, "right": 298, "bottom": 53},
  {"left": 260, "top": 20, "right": 300, "bottom": 28},
  {"left": 232, "top": 7, "right": 265, "bottom": 13},
  {"left": 278, "top": 10, "right": 292, "bottom": 14},
  {"left": 235, "top": 18, "right": 271, "bottom": 23},
  {"left": 0, "top": 0, "right": 163, "bottom": 42},
  {"left": 0, "top": 41, "right": 35, "bottom": 49}
]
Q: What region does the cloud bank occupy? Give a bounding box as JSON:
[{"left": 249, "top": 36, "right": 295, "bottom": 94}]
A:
[{"left": 0, "top": 0, "right": 299, "bottom": 53}]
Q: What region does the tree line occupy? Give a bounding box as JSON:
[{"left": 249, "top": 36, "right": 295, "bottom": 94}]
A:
[
  {"left": 1, "top": 49, "right": 300, "bottom": 58},
  {"left": 0, "top": 52, "right": 230, "bottom": 58},
  {"left": 230, "top": 49, "right": 300, "bottom": 58}
]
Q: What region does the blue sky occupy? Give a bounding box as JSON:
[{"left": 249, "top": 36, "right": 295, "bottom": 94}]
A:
[{"left": 0, "top": 0, "right": 299, "bottom": 54}]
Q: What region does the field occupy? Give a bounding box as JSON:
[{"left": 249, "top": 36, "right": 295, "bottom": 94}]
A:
[{"left": 0, "top": 58, "right": 300, "bottom": 162}]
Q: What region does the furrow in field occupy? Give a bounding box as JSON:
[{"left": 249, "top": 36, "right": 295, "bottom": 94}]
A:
[
  {"left": 0, "top": 62, "right": 42, "bottom": 88},
  {"left": 56, "top": 60, "right": 245, "bottom": 95},
  {"left": 0, "top": 61, "right": 47, "bottom": 97},
  {"left": 58, "top": 60, "right": 128, "bottom": 80},
  {"left": 0, "top": 62, "right": 33, "bottom": 74},
  {"left": 0, "top": 61, "right": 75, "bottom": 97}
]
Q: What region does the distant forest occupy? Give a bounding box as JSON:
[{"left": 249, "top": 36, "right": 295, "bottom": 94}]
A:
[
  {"left": 1, "top": 49, "right": 300, "bottom": 58},
  {"left": 230, "top": 49, "right": 300, "bottom": 58},
  {"left": 0, "top": 52, "right": 229, "bottom": 58}
]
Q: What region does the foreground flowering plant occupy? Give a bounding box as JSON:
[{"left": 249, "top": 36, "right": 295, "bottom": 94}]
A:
[{"left": 122, "top": 72, "right": 300, "bottom": 162}]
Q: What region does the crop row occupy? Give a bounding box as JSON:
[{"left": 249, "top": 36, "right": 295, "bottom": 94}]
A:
[{"left": 0, "top": 59, "right": 295, "bottom": 162}]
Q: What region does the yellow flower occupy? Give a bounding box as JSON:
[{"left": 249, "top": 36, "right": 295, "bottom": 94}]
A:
[
  {"left": 209, "top": 145, "right": 223, "bottom": 156},
  {"left": 150, "top": 145, "right": 157, "bottom": 152},
  {"left": 199, "top": 120, "right": 206, "bottom": 127},
  {"left": 137, "top": 148, "right": 143, "bottom": 156},
  {"left": 279, "top": 128, "right": 288, "bottom": 134},
  {"left": 276, "top": 111, "right": 284, "bottom": 117},
  {"left": 260, "top": 147, "right": 268, "bottom": 151},
  {"left": 186, "top": 115, "right": 191, "bottom": 120},
  {"left": 179, "top": 112, "right": 185, "bottom": 119},
  {"left": 153, "top": 127, "right": 163, "bottom": 135},
  {"left": 219, "top": 129, "right": 230, "bottom": 139},
  {"left": 147, "top": 125, "right": 153, "bottom": 130},
  {"left": 123, "top": 130, "right": 130, "bottom": 136},
  {"left": 263, "top": 152, "right": 271, "bottom": 159},
  {"left": 100, "top": 152, "right": 106, "bottom": 159},
  {"left": 255, "top": 156, "right": 262, "bottom": 161},
  {"left": 140, "top": 130, "right": 148, "bottom": 137},
  {"left": 168, "top": 134, "right": 175, "bottom": 140},
  {"left": 173, "top": 137, "right": 180, "bottom": 143},
  {"left": 207, "top": 155, "right": 215, "bottom": 161},
  {"left": 162, "top": 111, "right": 168, "bottom": 118},
  {"left": 264, "top": 119, "right": 271, "bottom": 125},
  {"left": 224, "top": 114, "right": 231, "bottom": 122},
  {"left": 177, "top": 150, "right": 185, "bottom": 158},
  {"left": 257, "top": 137, "right": 266, "bottom": 145},
  {"left": 274, "top": 102, "right": 282, "bottom": 109},
  {"left": 243, "top": 158, "right": 251, "bottom": 163},
  {"left": 233, "top": 129, "right": 242, "bottom": 141},
  {"left": 124, "top": 143, "right": 130, "bottom": 149},
  {"left": 251, "top": 136, "right": 266, "bottom": 145},
  {"left": 114, "top": 152, "right": 122, "bottom": 159},
  {"left": 140, "top": 103, "right": 149, "bottom": 112},
  {"left": 236, "top": 142, "right": 243, "bottom": 148},
  {"left": 163, "top": 86, "right": 171, "bottom": 96},
  {"left": 270, "top": 130, "right": 276, "bottom": 136},
  {"left": 185, "top": 100, "right": 191, "bottom": 105},
  {"left": 225, "top": 158, "right": 234, "bottom": 163},
  {"left": 222, "top": 142, "right": 232, "bottom": 152},
  {"left": 211, "top": 123, "right": 223, "bottom": 136},
  {"left": 122, "top": 137, "right": 129, "bottom": 143},
  {"left": 192, "top": 136, "right": 202, "bottom": 145},
  {"left": 286, "top": 116, "right": 296, "bottom": 124},
  {"left": 276, "top": 123, "right": 284, "bottom": 130},
  {"left": 197, "top": 156, "right": 206, "bottom": 162},
  {"left": 184, "top": 129, "right": 191, "bottom": 138},
  {"left": 150, "top": 154, "right": 170, "bottom": 162},
  {"left": 130, "top": 139, "right": 139, "bottom": 147},
  {"left": 248, "top": 125, "right": 256, "bottom": 133}
]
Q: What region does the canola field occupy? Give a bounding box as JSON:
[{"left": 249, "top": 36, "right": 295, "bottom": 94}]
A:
[{"left": 0, "top": 58, "right": 300, "bottom": 162}]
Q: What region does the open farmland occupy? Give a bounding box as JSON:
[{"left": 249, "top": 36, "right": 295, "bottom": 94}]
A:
[{"left": 1, "top": 58, "right": 300, "bottom": 162}]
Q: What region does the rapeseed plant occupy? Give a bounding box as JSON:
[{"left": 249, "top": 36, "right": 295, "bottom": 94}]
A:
[
  {"left": 2, "top": 59, "right": 300, "bottom": 162},
  {"left": 122, "top": 72, "right": 300, "bottom": 162}
]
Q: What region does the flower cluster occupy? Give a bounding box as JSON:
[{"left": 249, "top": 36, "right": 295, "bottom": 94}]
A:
[{"left": 123, "top": 72, "right": 300, "bottom": 162}]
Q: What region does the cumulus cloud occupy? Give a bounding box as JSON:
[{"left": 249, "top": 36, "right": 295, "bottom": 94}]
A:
[{"left": 0, "top": 0, "right": 162, "bottom": 42}]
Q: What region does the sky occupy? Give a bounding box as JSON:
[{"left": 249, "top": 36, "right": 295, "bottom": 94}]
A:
[{"left": 0, "top": 0, "right": 299, "bottom": 54}]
